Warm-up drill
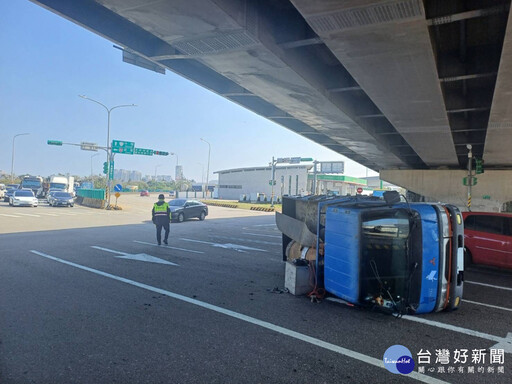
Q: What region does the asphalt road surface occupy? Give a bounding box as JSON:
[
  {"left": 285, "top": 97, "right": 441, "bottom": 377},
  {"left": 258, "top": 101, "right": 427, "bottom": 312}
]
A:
[{"left": 1, "top": 194, "right": 511, "bottom": 383}]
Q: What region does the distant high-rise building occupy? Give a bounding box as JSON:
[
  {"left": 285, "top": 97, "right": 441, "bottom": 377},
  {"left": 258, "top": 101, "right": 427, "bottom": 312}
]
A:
[
  {"left": 175, "top": 165, "right": 183, "bottom": 180},
  {"left": 114, "top": 169, "right": 143, "bottom": 182}
]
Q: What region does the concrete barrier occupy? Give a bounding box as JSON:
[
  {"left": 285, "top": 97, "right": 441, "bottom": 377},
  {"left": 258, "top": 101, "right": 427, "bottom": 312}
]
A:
[{"left": 79, "top": 197, "right": 105, "bottom": 209}]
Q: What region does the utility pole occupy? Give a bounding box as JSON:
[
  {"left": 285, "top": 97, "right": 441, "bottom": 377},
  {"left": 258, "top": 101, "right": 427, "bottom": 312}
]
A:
[{"left": 270, "top": 157, "right": 276, "bottom": 207}]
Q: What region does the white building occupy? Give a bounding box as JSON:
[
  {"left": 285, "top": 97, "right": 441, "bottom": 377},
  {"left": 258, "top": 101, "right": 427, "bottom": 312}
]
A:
[{"left": 215, "top": 165, "right": 312, "bottom": 201}]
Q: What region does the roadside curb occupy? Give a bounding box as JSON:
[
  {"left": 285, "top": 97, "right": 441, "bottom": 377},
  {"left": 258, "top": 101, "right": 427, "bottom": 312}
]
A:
[{"left": 250, "top": 206, "right": 275, "bottom": 212}]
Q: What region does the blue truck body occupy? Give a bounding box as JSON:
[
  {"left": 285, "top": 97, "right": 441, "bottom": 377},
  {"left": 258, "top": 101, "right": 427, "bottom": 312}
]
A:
[{"left": 277, "top": 193, "right": 464, "bottom": 315}]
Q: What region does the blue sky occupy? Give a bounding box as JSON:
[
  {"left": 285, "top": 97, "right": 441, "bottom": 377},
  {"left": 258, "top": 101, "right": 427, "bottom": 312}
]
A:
[{"left": 0, "top": 0, "right": 377, "bottom": 182}]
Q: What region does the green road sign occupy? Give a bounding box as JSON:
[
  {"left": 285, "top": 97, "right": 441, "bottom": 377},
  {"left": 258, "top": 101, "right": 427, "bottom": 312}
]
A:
[
  {"left": 47, "top": 140, "right": 63, "bottom": 146},
  {"left": 134, "top": 147, "right": 154, "bottom": 156},
  {"left": 109, "top": 160, "right": 114, "bottom": 180},
  {"left": 300, "top": 158, "right": 313, "bottom": 162},
  {"left": 153, "top": 150, "right": 169, "bottom": 156},
  {"left": 112, "top": 140, "right": 135, "bottom": 154},
  {"left": 463, "top": 177, "right": 477, "bottom": 186}
]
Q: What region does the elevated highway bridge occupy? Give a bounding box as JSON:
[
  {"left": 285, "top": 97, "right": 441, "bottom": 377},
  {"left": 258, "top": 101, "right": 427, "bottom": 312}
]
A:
[{"left": 31, "top": 0, "right": 512, "bottom": 210}]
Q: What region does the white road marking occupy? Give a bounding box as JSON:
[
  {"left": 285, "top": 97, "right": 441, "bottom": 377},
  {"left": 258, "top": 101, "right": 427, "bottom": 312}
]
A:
[
  {"left": 211, "top": 235, "right": 279, "bottom": 246},
  {"left": 90, "top": 246, "right": 178, "bottom": 266},
  {"left": 27, "top": 250, "right": 448, "bottom": 384},
  {"left": 133, "top": 240, "right": 204, "bottom": 254},
  {"left": 180, "top": 238, "right": 265, "bottom": 252},
  {"left": 0, "top": 213, "right": 21, "bottom": 218},
  {"left": 462, "top": 299, "right": 512, "bottom": 312},
  {"left": 402, "top": 316, "right": 512, "bottom": 354},
  {"left": 251, "top": 224, "right": 276, "bottom": 227},
  {"left": 244, "top": 232, "right": 282, "bottom": 239},
  {"left": 35, "top": 212, "right": 59, "bottom": 217},
  {"left": 15, "top": 213, "right": 41, "bottom": 217},
  {"left": 465, "top": 280, "right": 512, "bottom": 292}
]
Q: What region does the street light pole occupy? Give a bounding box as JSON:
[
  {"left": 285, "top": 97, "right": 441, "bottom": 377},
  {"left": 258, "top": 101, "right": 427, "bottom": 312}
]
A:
[
  {"left": 79, "top": 95, "right": 136, "bottom": 208},
  {"left": 11, "top": 133, "right": 30, "bottom": 183},
  {"left": 170, "top": 152, "right": 179, "bottom": 180},
  {"left": 200, "top": 138, "right": 211, "bottom": 198},
  {"left": 155, "top": 164, "right": 162, "bottom": 181},
  {"left": 90, "top": 153, "right": 100, "bottom": 178}
]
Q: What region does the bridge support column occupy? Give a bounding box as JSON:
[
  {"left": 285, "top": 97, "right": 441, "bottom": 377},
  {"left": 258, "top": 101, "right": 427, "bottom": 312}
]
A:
[{"left": 380, "top": 169, "right": 512, "bottom": 212}]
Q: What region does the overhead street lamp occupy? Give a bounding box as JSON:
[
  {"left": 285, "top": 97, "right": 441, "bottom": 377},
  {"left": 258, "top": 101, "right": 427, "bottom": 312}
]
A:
[
  {"left": 79, "top": 95, "right": 136, "bottom": 208},
  {"left": 90, "top": 153, "right": 100, "bottom": 178},
  {"left": 155, "top": 164, "right": 162, "bottom": 181},
  {"left": 11, "top": 133, "right": 30, "bottom": 183},
  {"left": 200, "top": 138, "right": 211, "bottom": 197}
]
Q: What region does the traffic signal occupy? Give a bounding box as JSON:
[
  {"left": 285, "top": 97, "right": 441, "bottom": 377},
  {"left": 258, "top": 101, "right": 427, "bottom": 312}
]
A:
[
  {"left": 103, "top": 162, "right": 108, "bottom": 174},
  {"left": 474, "top": 158, "right": 484, "bottom": 174}
]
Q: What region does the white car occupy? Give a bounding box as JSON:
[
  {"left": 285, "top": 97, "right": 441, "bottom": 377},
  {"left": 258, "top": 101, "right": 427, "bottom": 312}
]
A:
[{"left": 9, "top": 189, "right": 38, "bottom": 207}]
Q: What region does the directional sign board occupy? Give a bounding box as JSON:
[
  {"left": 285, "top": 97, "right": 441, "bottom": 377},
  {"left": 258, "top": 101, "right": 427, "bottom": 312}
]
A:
[
  {"left": 112, "top": 140, "right": 134, "bottom": 154},
  {"left": 134, "top": 147, "right": 154, "bottom": 156},
  {"left": 114, "top": 184, "right": 122, "bottom": 192},
  {"left": 109, "top": 160, "right": 114, "bottom": 180},
  {"left": 47, "top": 140, "right": 63, "bottom": 146},
  {"left": 80, "top": 141, "right": 98, "bottom": 151}
]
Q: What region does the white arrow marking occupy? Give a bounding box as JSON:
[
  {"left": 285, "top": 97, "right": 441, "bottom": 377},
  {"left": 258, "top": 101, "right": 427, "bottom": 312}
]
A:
[
  {"left": 91, "top": 246, "right": 178, "bottom": 266},
  {"left": 180, "top": 238, "right": 265, "bottom": 253},
  {"left": 133, "top": 240, "right": 204, "bottom": 254}
]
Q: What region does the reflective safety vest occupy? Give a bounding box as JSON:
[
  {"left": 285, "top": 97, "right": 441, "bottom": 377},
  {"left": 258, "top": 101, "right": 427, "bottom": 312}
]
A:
[{"left": 153, "top": 202, "right": 170, "bottom": 217}]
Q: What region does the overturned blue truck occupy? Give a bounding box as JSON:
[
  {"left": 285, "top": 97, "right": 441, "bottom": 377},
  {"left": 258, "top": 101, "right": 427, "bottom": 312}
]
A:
[{"left": 276, "top": 192, "right": 464, "bottom": 315}]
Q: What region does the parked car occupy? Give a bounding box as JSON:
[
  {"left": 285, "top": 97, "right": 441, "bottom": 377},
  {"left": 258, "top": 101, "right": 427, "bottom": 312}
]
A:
[
  {"left": 9, "top": 189, "right": 38, "bottom": 207},
  {"left": 48, "top": 191, "right": 74, "bottom": 207},
  {"left": 168, "top": 199, "right": 208, "bottom": 223},
  {"left": 462, "top": 212, "right": 512, "bottom": 269},
  {"left": 4, "top": 188, "right": 17, "bottom": 202},
  {"left": 140, "top": 190, "right": 150, "bottom": 197}
]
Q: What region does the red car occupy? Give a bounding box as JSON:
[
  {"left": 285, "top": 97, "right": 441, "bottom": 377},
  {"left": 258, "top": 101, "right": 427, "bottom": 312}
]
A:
[
  {"left": 462, "top": 212, "right": 512, "bottom": 269},
  {"left": 140, "top": 190, "right": 150, "bottom": 197}
]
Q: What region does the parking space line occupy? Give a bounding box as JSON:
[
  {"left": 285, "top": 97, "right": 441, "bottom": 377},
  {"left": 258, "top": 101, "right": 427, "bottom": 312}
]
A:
[
  {"left": 465, "top": 281, "right": 512, "bottom": 292},
  {"left": 462, "top": 299, "right": 512, "bottom": 312},
  {"left": 244, "top": 232, "right": 282, "bottom": 239},
  {"left": 27, "top": 250, "right": 448, "bottom": 384},
  {"left": 133, "top": 240, "right": 204, "bottom": 254},
  {"left": 402, "top": 316, "right": 512, "bottom": 353},
  {"left": 211, "top": 235, "right": 280, "bottom": 246}
]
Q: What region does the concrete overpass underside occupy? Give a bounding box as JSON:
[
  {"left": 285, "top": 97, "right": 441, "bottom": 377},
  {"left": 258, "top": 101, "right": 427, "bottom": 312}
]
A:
[{"left": 31, "top": 0, "right": 512, "bottom": 209}]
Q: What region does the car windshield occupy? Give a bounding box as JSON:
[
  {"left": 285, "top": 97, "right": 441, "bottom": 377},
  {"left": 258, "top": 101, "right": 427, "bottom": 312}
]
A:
[
  {"left": 22, "top": 180, "right": 42, "bottom": 188},
  {"left": 55, "top": 192, "right": 72, "bottom": 198},
  {"left": 169, "top": 199, "right": 186, "bottom": 206},
  {"left": 15, "top": 190, "right": 34, "bottom": 197}
]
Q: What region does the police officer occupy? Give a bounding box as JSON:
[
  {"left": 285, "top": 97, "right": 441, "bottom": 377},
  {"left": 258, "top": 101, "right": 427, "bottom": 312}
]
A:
[{"left": 152, "top": 194, "right": 171, "bottom": 245}]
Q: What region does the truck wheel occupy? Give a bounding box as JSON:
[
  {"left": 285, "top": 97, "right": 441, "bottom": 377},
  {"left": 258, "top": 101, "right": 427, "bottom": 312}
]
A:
[
  {"left": 199, "top": 211, "right": 206, "bottom": 221},
  {"left": 178, "top": 213, "right": 184, "bottom": 223}
]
